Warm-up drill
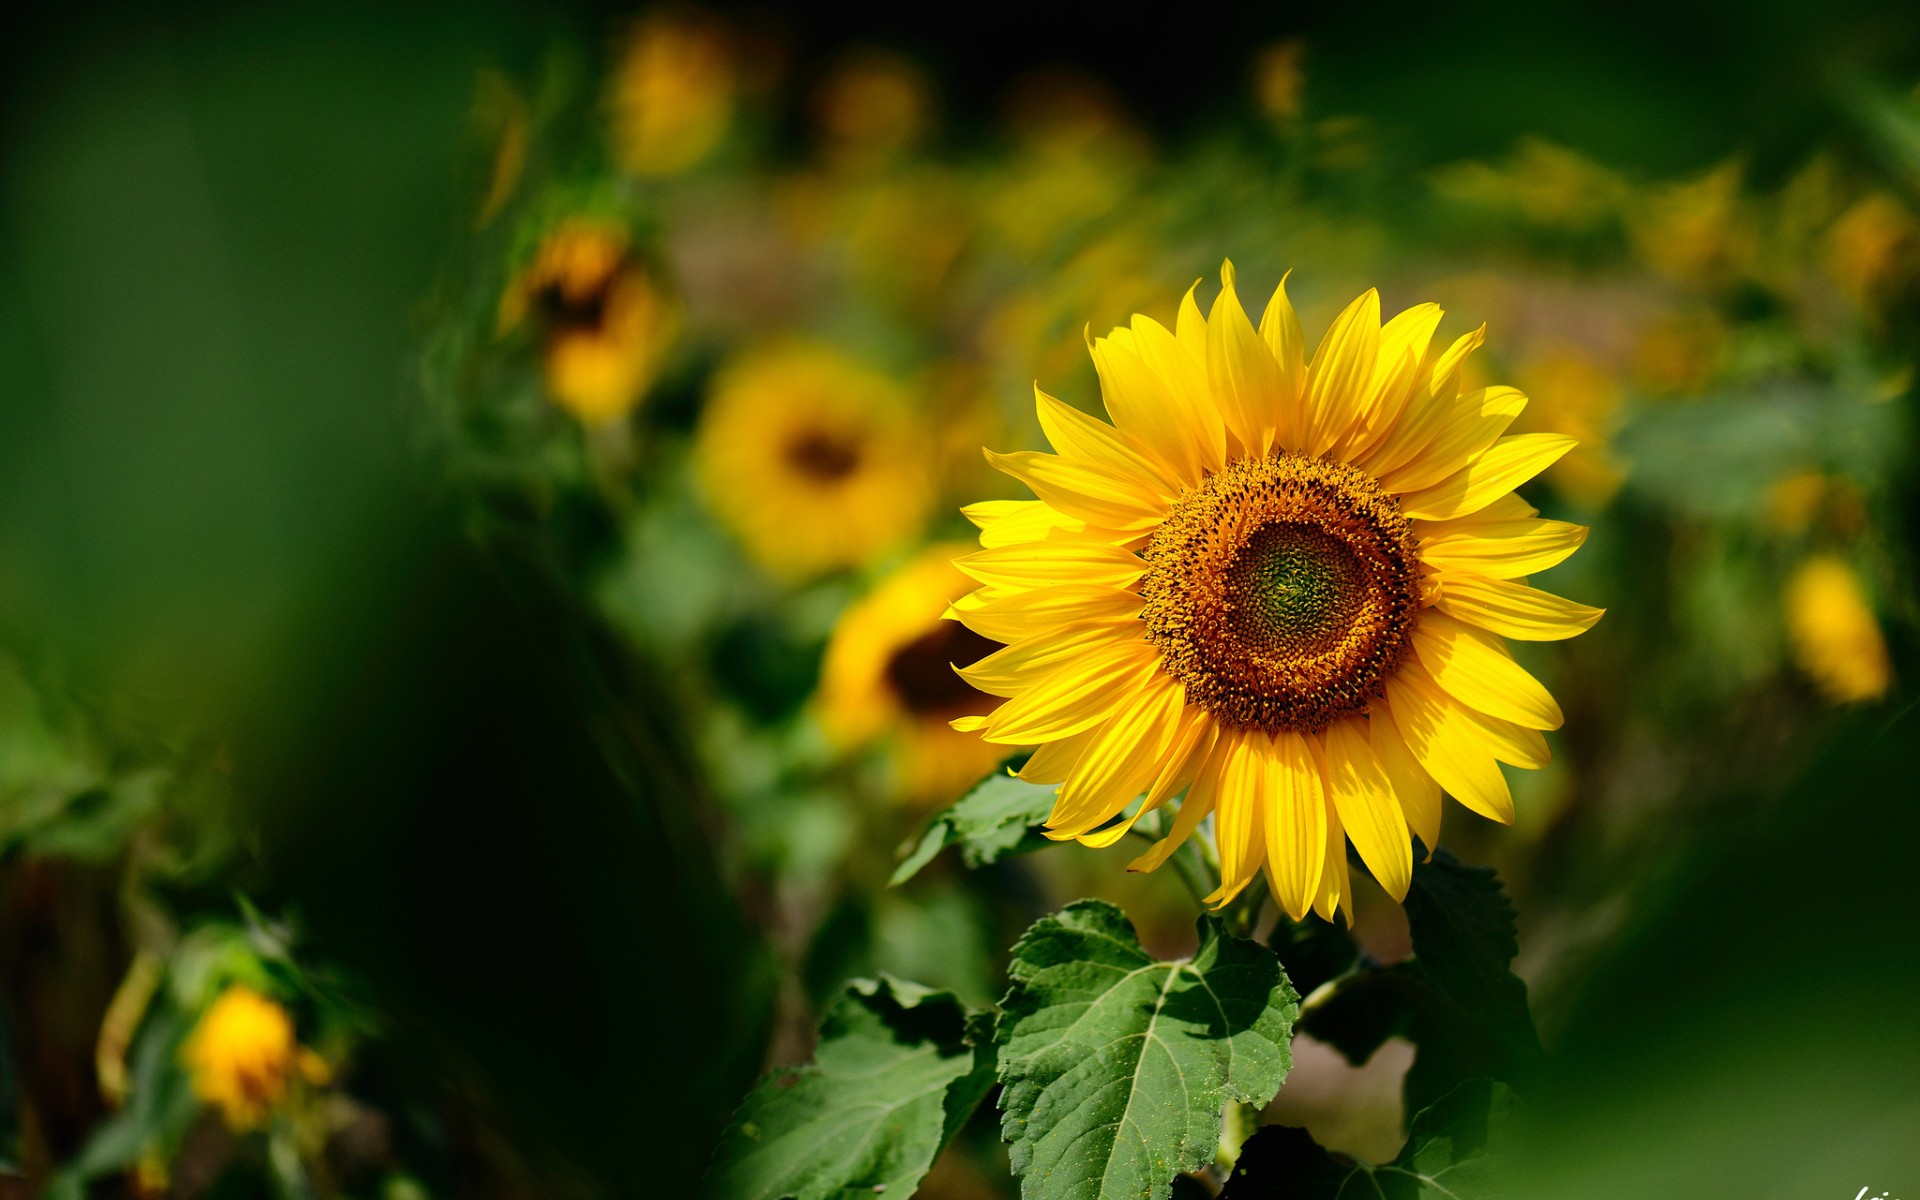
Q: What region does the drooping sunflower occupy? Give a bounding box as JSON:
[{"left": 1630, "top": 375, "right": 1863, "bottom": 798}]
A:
[
  {"left": 498, "top": 219, "right": 679, "bottom": 426},
  {"left": 949, "top": 264, "right": 1602, "bottom": 920},
  {"left": 819, "top": 543, "right": 1006, "bottom": 804},
  {"left": 697, "top": 342, "right": 933, "bottom": 579}
]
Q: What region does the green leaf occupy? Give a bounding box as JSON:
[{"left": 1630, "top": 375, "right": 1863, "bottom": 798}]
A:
[
  {"left": 996, "top": 900, "right": 1299, "bottom": 1200},
  {"left": 890, "top": 768, "right": 1056, "bottom": 886},
  {"left": 1267, "top": 915, "right": 1360, "bottom": 999},
  {"left": 1218, "top": 1079, "right": 1512, "bottom": 1199},
  {"left": 703, "top": 976, "right": 992, "bottom": 1200},
  {"left": 1301, "top": 852, "right": 1542, "bottom": 1119}
]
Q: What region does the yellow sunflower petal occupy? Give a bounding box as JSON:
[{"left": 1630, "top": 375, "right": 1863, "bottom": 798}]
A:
[
  {"left": 1260, "top": 729, "right": 1328, "bottom": 920},
  {"left": 1383, "top": 665, "right": 1514, "bottom": 824},
  {"left": 1069, "top": 701, "right": 1216, "bottom": 849},
  {"left": 1418, "top": 518, "right": 1588, "bottom": 580},
  {"left": 985, "top": 448, "right": 1168, "bottom": 532},
  {"left": 1310, "top": 782, "right": 1352, "bottom": 924},
  {"left": 1370, "top": 703, "right": 1441, "bottom": 855},
  {"left": 1322, "top": 717, "right": 1412, "bottom": 901},
  {"left": 948, "top": 584, "right": 1141, "bottom": 644},
  {"left": 1377, "top": 386, "right": 1528, "bottom": 494},
  {"left": 1411, "top": 611, "right": 1564, "bottom": 730},
  {"left": 1206, "top": 730, "right": 1274, "bottom": 908},
  {"left": 1433, "top": 574, "right": 1605, "bottom": 641},
  {"left": 1176, "top": 278, "right": 1208, "bottom": 360},
  {"left": 1206, "top": 261, "right": 1284, "bottom": 456},
  {"left": 1016, "top": 726, "right": 1097, "bottom": 784},
  {"left": 1089, "top": 332, "right": 1197, "bottom": 485},
  {"left": 1033, "top": 387, "right": 1180, "bottom": 497},
  {"left": 962, "top": 499, "right": 1086, "bottom": 548},
  {"left": 1046, "top": 674, "right": 1186, "bottom": 836},
  {"left": 1397, "top": 433, "right": 1578, "bottom": 522},
  {"left": 1127, "top": 734, "right": 1224, "bottom": 872},
  {"left": 1256, "top": 271, "right": 1309, "bottom": 448},
  {"left": 1303, "top": 289, "right": 1382, "bottom": 456},
  {"left": 1337, "top": 302, "right": 1444, "bottom": 461},
  {"left": 1130, "top": 313, "right": 1227, "bottom": 475},
  {"left": 954, "top": 541, "right": 1145, "bottom": 591},
  {"left": 1357, "top": 324, "right": 1486, "bottom": 477},
  {"left": 959, "top": 618, "right": 1139, "bottom": 696},
  {"left": 979, "top": 641, "right": 1158, "bottom": 745}
]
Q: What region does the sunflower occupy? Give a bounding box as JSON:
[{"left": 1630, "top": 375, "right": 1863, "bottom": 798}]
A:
[
  {"left": 696, "top": 342, "right": 933, "bottom": 579},
  {"left": 819, "top": 543, "right": 1006, "bottom": 803},
  {"left": 948, "top": 264, "right": 1602, "bottom": 920},
  {"left": 498, "top": 219, "right": 679, "bottom": 425},
  {"left": 180, "top": 984, "right": 328, "bottom": 1132}
]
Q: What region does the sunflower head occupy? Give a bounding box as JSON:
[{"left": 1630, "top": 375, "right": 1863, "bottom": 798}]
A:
[
  {"left": 180, "top": 985, "right": 327, "bottom": 1132},
  {"left": 950, "top": 263, "right": 1602, "bottom": 921},
  {"left": 819, "top": 543, "right": 1005, "bottom": 803},
  {"left": 611, "top": 12, "right": 737, "bottom": 177},
  {"left": 696, "top": 342, "right": 933, "bottom": 579},
  {"left": 499, "top": 219, "right": 679, "bottom": 425}
]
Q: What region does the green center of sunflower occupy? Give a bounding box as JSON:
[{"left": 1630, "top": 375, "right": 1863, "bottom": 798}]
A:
[{"left": 1141, "top": 454, "right": 1419, "bottom": 733}]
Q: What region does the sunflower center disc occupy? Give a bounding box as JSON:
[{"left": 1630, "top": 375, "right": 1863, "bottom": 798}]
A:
[{"left": 1141, "top": 453, "right": 1420, "bottom": 733}]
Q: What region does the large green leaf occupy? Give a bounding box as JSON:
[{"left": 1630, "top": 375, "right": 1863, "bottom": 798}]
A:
[
  {"left": 890, "top": 769, "right": 1056, "bottom": 885},
  {"left": 1302, "top": 852, "right": 1542, "bottom": 1118},
  {"left": 1218, "top": 1079, "right": 1512, "bottom": 1199},
  {"left": 703, "top": 976, "right": 992, "bottom": 1200},
  {"left": 996, "top": 901, "right": 1299, "bottom": 1200}
]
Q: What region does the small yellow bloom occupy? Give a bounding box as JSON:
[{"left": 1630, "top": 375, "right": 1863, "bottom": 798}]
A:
[
  {"left": 696, "top": 342, "right": 933, "bottom": 579},
  {"left": 498, "top": 220, "right": 679, "bottom": 425},
  {"left": 180, "top": 985, "right": 327, "bottom": 1132},
  {"left": 819, "top": 544, "right": 1007, "bottom": 804},
  {"left": 1786, "top": 556, "right": 1892, "bottom": 705},
  {"left": 611, "top": 12, "right": 737, "bottom": 177}
]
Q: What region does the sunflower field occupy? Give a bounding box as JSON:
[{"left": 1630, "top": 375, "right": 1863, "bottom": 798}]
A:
[{"left": 2, "top": 4, "right": 1919, "bottom": 1199}]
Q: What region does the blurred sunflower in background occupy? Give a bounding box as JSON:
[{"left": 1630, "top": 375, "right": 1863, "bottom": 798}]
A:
[
  {"left": 180, "top": 984, "right": 329, "bottom": 1133},
  {"left": 498, "top": 218, "right": 680, "bottom": 425},
  {"left": 951, "top": 265, "right": 1602, "bottom": 920},
  {"left": 610, "top": 10, "right": 738, "bottom": 177},
  {"left": 818, "top": 543, "right": 1006, "bottom": 804},
  {"left": 695, "top": 341, "right": 933, "bottom": 579},
  {"left": 1785, "top": 555, "right": 1893, "bottom": 704}
]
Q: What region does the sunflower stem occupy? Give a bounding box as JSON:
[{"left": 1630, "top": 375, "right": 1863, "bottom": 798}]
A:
[{"left": 1166, "top": 839, "right": 1217, "bottom": 908}]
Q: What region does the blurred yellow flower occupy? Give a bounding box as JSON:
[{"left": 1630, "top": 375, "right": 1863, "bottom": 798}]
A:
[
  {"left": 498, "top": 220, "right": 679, "bottom": 425},
  {"left": 951, "top": 264, "right": 1600, "bottom": 919},
  {"left": 819, "top": 544, "right": 1006, "bottom": 803},
  {"left": 696, "top": 342, "right": 933, "bottom": 578},
  {"left": 611, "top": 12, "right": 737, "bottom": 177},
  {"left": 1631, "top": 308, "right": 1724, "bottom": 397},
  {"left": 1511, "top": 346, "right": 1626, "bottom": 508},
  {"left": 814, "top": 50, "right": 933, "bottom": 168},
  {"left": 1630, "top": 161, "right": 1756, "bottom": 288},
  {"left": 1253, "top": 40, "right": 1308, "bottom": 123},
  {"left": 1826, "top": 191, "right": 1919, "bottom": 312},
  {"left": 1431, "top": 138, "right": 1630, "bottom": 234},
  {"left": 180, "top": 985, "right": 327, "bottom": 1132},
  {"left": 1785, "top": 556, "right": 1892, "bottom": 704}
]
